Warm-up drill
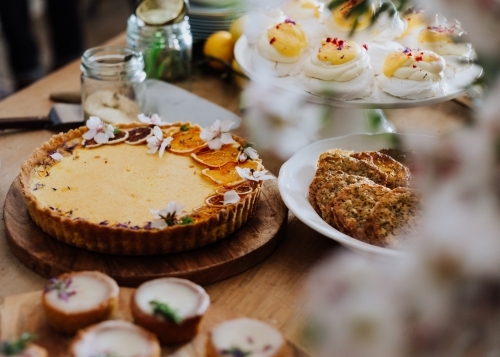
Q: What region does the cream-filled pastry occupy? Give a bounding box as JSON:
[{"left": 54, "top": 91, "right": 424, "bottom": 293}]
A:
[
  {"left": 298, "top": 37, "right": 374, "bottom": 100},
  {"left": 245, "top": 8, "right": 286, "bottom": 46},
  {"left": 282, "top": 0, "right": 326, "bottom": 42},
  {"left": 325, "top": 0, "right": 405, "bottom": 43},
  {"left": 416, "top": 23, "right": 473, "bottom": 78},
  {"left": 366, "top": 40, "right": 404, "bottom": 75},
  {"left": 252, "top": 19, "right": 309, "bottom": 77},
  {"left": 396, "top": 7, "right": 427, "bottom": 47},
  {"left": 378, "top": 48, "right": 447, "bottom": 99}
]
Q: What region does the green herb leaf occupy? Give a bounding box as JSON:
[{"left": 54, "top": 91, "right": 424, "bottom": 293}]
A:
[
  {"left": 150, "top": 300, "right": 183, "bottom": 324},
  {"left": 113, "top": 128, "right": 121, "bottom": 135},
  {"left": 180, "top": 124, "right": 190, "bottom": 131},
  {"left": 0, "top": 333, "right": 37, "bottom": 356},
  {"left": 180, "top": 216, "right": 194, "bottom": 225}
]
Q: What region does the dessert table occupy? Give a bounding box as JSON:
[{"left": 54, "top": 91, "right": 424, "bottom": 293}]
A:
[{"left": 0, "top": 34, "right": 474, "bottom": 352}]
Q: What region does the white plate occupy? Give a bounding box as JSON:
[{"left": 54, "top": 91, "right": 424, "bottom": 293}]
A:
[
  {"left": 235, "top": 36, "right": 483, "bottom": 109},
  {"left": 277, "top": 133, "right": 433, "bottom": 258}
]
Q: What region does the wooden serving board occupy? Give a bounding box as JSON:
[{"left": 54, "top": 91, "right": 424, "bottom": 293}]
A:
[
  {"left": 0, "top": 288, "right": 308, "bottom": 357},
  {"left": 4, "top": 178, "right": 288, "bottom": 286}
]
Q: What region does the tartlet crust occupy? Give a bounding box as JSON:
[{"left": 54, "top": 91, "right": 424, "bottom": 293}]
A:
[
  {"left": 131, "top": 277, "right": 210, "bottom": 345},
  {"left": 20, "top": 123, "right": 262, "bottom": 255},
  {"left": 42, "top": 271, "right": 119, "bottom": 334}
]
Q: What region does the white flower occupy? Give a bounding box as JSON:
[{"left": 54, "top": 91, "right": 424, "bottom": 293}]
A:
[
  {"left": 50, "top": 152, "right": 64, "bottom": 161},
  {"left": 147, "top": 126, "right": 173, "bottom": 158},
  {"left": 223, "top": 190, "right": 241, "bottom": 205},
  {"left": 82, "top": 116, "right": 115, "bottom": 144},
  {"left": 200, "top": 119, "right": 235, "bottom": 150},
  {"left": 236, "top": 167, "right": 274, "bottom": 182},
  {"left": 150, "top": 201, "right": 185, "bottom": 228},
  {"left": 138, "top": 113, "right": 165, "bottom": 126},
  {"left": 239, "top": 146, "right": 259, "bottom": 162}
]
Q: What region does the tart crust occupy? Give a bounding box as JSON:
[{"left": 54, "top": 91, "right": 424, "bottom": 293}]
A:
[{"left": 20, "top": 123, "right": 263, "bottom": 255}]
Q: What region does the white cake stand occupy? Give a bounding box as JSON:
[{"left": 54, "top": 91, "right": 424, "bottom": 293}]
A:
[{"left": 234, "top": 36, "right": 482, "bottom": 136}]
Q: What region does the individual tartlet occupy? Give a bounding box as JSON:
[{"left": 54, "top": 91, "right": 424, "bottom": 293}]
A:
[
  {"left": 251, "top": 18, "right": 309, "bottom": 77},
  {"left": 20, "top": 117, "right": 272, "bottom": 255},
  {"left": 298, "top": 37, "right": 374, "bottom": 100},
  {"left": 42, "top": 271, "right": 119, "bottom": 334},
  {"left": 377, "top": 47, "right": 447, "bottom": 99},
  {"left": 281, "top": 0, "right": 326, "bottom": 42},
  {"left": 131, "top": 277, "right": 210, "bottom": 345},
  {"left": 70, "top": 320, "right": 161, "bottom": 357},
  {"left": 0, "top": 334, "right": 47, "bottom": 357},
  {"left": 325, "top": 0, "right": 405, "bottom": 43},
  {"left": 206, "top": 318, "right": 287, "bottom": 357}
]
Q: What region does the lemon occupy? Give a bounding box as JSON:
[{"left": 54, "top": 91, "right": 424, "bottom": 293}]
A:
[
  {"left": 203, "top": 31, "right": 234, "bottom": 70},
  {"left": 232, "top": 59, "right": 248, "bottom": 88},
  {"left": 229, "top": 15, "right": 248, "bottom": 44}
]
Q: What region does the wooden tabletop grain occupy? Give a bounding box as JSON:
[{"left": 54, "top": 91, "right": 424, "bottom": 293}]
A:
[{"left": 0, "top": 34, "right": 474, "bottom": 352}]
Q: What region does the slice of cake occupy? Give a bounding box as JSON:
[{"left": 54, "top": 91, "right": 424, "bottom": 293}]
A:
[
  {"left": 131, "top": 277, "right": 210, "bottom": 345},
  {"left": 70, "top": 320, "right": 160, "bottom": 357},
  {"left": 206, "top": 318, "right": 287, "bottom": 357},
  {"left": 42, "top": 271, "right": 119, "bottom": 334}
]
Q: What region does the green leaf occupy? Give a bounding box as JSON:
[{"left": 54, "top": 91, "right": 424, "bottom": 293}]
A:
[
  {"left": 113, "top": 128, "right": 121, "bottom": 135},
  {"left": 180, "top": 216, "right": 194, "bottom": 225},
  {"left": 180, "top": 124, "right": 190, "bottom": 131},
  {"left": 150, "top": 300, "right": 183, "bottom": 324},
  {"left": 0, "top": 333, "right": 37, "bottom": 356}
]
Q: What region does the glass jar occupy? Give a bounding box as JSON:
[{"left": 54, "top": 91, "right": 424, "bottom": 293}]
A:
[
  {"left": 126, "top": 14, "right": 192, "bottom": 82},
  {"left": 80, "top": 46, "right": 146, "bottom": 124}
]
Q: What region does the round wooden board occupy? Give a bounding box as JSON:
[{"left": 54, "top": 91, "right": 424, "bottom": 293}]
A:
[
  {"left": 0, "top": 288, "right": 309, "bottom": 357},
  {"left": 3, "top": 178, "right": 288, "bottom": 286}
]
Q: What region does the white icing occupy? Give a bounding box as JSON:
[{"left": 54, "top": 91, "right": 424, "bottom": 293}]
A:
[
  {"left": 282, "top": 0, "right": 323, "bottom": 20},
  {"left": 45, "top": 273, "right": 117, "bottom": 313},
  {"left": 251, "top": 48, "right": 306, "bottom": 77},
  {"left": 442, "top": 55, "right": 473, "bottom": 78},
  {"left": 211, "top": 318, "right": 284, "bottom": 357},
  {"left": 366, "top": 41, "right": 405, "bottom": 75},
  {"left": 377, "top": 75, "right": 448, "bottom": 99},
  {"left": 72, "top": 320, "right": 156, "bottom": 357},
  {"left": 245, "top": 9, "right": 286, "bottom": 46},
  {"left": 135, "top": 278, "right": 209, "bottom": 318}
]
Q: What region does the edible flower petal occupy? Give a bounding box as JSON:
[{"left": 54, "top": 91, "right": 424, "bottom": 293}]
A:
[
  {"left": 200, "top": 119, "right": 235, "bottom": 150},
  {"left": 240, "top": 146, "right": 259, "bottom": 162},
  {"left": 150, "top": 201, "right": 185, "bottom": 228},
  {"left": 236, "top": 167, "right": 275, "bottom": 182},
  {"left": 223, "top": 190, "right": 241, "bottom": 205},
  {"left": 50, "top": 152, "right": 64, "bottom": 161},
  {"left": 138, "top": 113, "right": 165, "bottom": 125},
  {"left": 147, "top": 126, "right": 173, "bottom": 158},
  {"left": 82, "top": 116, "right": 115, "bottom": 144}
]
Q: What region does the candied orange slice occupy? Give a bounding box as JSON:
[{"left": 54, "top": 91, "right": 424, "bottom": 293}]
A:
[
  {"left": 202, "top": 159, "right": 262, "bottom": 187},
  {"left": 169, "top": 125, "right": 207, "bottom": 154},
  {"left": 191, "top": 143, "right": 240, "bottom": 168}
]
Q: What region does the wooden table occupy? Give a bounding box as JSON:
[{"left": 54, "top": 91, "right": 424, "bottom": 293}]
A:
[{"left": 0, "top": 35, "right": 473, "bottom": 352}]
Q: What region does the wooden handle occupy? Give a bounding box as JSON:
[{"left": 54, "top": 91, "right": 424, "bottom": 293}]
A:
[{"left": 0, "top": 116, "right": 49, "bottom": 130}]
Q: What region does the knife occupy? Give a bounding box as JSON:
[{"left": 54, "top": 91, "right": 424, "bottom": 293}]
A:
[{"left": 0, "top": 103, "right": 84, "bottom": 131}]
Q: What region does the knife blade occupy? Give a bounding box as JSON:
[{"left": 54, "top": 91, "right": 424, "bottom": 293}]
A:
[{"left": 0, "top": 103, "right": 84, "bottom": 131}]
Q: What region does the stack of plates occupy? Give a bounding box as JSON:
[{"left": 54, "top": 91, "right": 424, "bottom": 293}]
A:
[{"left": 189, "top": 1, "right": 247, "bottom": 42}]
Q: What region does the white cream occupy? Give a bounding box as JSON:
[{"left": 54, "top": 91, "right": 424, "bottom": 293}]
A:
[
  {"left": 211, "top": 318, "right": 285, "bottom": 357},
  {"left": 282, "top": 0, "right": 326, "bottom": 41},
  {"left": 135, "top": 278, "right": 209, "bottom": 318},
  {"left": 245, "top": 9, "right": 286, "bottom": 46},
  {"left": 72, "top": 320, "right": 157, "bottom": 357},
  {"left": 45, "top": 273, "right": 118, "bottom": 313},
  {"left": 377, "top": 75, "right": 447, "bottom": 99}
]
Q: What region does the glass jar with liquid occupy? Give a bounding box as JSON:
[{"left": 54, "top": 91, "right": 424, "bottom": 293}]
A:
[
  {"left": 126, "top": 14, "right": 192, "bottom": 82},
  {"left": 80, "top": 46, "right": 146, "bottom": 124}
]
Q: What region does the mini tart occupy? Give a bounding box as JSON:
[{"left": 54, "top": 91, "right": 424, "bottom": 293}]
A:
[
  {"left": 20, "top": 122, "right": 264, "bottom": 255},
  {"left": 131, "top": 277, "right": 210, "bottom": 345},
  {"left": 42, "top": 271, "right": 119, "bottom": 334},
  {"left": 70, "top": 320, "right": 161, "bottom": 357},
  {"left": 206, "top": 318, "right": 288, "bottom": 357}
]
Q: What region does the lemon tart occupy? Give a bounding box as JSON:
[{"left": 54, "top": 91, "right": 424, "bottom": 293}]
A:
[
  {"left": 20, "top": 118, "right": 272, "bottom": 255},
  {"left": 131, "top": 277, "right": 210, "bottom": 345}
]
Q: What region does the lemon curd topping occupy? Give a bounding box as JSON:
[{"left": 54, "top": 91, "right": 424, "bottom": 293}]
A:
[
  {"left": 318, "top": 38, "right": 360, "bottom": 65},
  {"left": 418, "top": 25, "right": 453, "bottom": 44},
  {"left": 399, "top": 10, "right": 426, "bottom": 38},
  {"left": 301, "top": 0, "right": 321, "bottom": 18},
  {"left": 267, "top": 19, "right": 307, "bottom": 57},
  {"left": 30, "top": 143, "right": 215, "bottom": 227},
  {"left": 382, "top": 48, "right": 441, "bottom": 77},
  {"left": 332, "top": 0, "right": 374, "bottom": 31}
]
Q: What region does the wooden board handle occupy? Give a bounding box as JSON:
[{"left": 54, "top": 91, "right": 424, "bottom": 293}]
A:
[{"left": 0, "top": 116, "right": 49, "bottom": 130}]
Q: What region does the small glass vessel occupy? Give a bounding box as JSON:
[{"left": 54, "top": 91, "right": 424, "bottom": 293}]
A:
[
  {"left": 127, "top": 14, "right": 192, "bottom": 82},
  {"left": 80, "top": 46, "right": 146, "bottom": 124}
]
